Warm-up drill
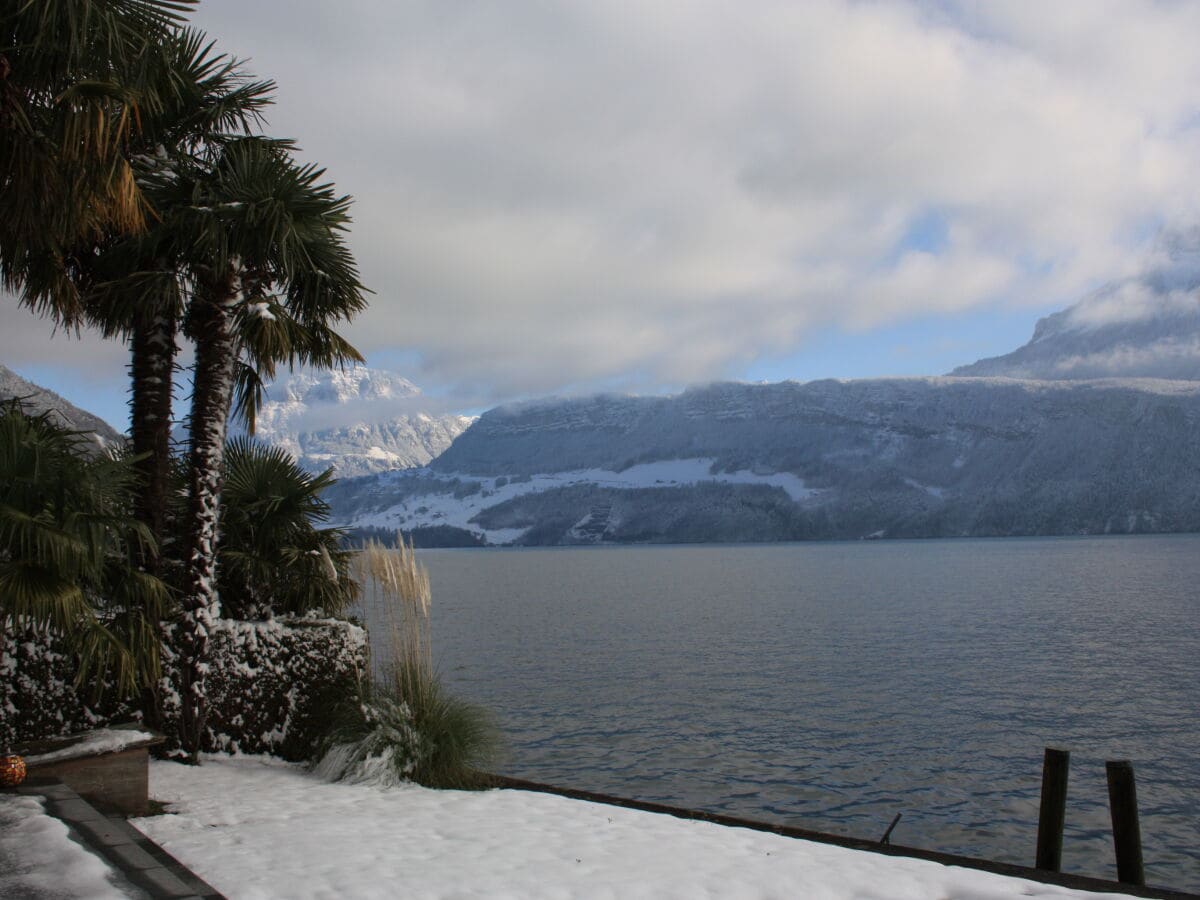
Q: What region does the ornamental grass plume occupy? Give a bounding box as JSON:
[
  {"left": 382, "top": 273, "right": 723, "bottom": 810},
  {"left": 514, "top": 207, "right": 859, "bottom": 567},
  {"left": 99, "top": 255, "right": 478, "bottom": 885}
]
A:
[
  {"left": 359, "top": 537, "right": 431, "bottom": 683},
  {"left": 314, "top": 536, "right": 502, "bottom": 788}
]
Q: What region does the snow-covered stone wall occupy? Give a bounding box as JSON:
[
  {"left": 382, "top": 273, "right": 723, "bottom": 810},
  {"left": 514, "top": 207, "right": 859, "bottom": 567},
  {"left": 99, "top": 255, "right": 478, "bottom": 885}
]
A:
[{"left": 2, "top": 618, "right": 368, "bottom": 760}]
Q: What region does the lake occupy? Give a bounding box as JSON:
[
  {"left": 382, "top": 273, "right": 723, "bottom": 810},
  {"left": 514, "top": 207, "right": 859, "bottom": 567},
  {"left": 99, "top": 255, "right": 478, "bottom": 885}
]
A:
[{"left": 387, "top": 536, "right": 1198, "bottom": 890}]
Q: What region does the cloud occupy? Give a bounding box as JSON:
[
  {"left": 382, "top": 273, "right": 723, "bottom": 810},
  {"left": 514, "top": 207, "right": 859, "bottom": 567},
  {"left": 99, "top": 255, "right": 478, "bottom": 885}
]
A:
[
  {"left": 0, "top": 300, "right": 129, "bottom": 372},
  {"left": 1049, "top": 337, "right": 1200, "bottom": 379},
  {"left": 5, "top": 0, "right": 1200, "bottom": 411},
  {"left": 262, "top": 394, "right": 472, "bottom": 436}
]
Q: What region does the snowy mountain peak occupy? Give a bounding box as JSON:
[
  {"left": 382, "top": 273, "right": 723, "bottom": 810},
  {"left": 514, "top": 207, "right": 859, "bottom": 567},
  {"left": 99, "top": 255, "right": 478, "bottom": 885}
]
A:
[{"left": 239, "top": 366, "right": 472, "bottom": 478}]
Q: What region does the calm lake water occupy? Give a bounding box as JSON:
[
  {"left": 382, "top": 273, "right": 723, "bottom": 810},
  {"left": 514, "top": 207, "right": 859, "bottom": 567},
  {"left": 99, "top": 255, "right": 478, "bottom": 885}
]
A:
[{"left": 392, "top": 536, "right": 1198, "bottom": 890}]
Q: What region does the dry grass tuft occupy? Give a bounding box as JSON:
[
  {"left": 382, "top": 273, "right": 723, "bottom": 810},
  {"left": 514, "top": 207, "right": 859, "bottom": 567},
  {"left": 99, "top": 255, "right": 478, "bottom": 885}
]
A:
[{"left": 321, "top": 536, "right": 502, "bottom": 788}]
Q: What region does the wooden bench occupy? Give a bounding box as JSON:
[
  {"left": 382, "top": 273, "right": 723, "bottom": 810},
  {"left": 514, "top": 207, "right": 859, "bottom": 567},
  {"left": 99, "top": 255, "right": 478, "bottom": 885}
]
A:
[{"left": 16, "top": 723, "right": 164, "bottom": 816}]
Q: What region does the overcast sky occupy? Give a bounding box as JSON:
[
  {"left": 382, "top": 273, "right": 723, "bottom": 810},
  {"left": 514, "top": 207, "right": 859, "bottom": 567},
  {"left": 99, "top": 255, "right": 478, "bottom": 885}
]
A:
[{"left": 5, "top": 0, "right": 1200, "bottom": 428}]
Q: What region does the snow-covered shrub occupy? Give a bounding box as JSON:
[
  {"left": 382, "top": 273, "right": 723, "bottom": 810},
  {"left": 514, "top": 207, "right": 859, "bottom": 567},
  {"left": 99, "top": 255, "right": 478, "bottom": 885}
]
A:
[
  {"left": 3, "top": 617, "right": 366, "bottom": 760},
  {"left": 156, "top": 616, "right": 368, "bottom": 759},
  {"left": 1, "top": 623, "right": 135, "bottom": 751},
  {"left": 313, "top": 661, "right": 502, "bottom": 789},
  {"left": 311, "top": 687, "right": 424, "bottom": 787}
]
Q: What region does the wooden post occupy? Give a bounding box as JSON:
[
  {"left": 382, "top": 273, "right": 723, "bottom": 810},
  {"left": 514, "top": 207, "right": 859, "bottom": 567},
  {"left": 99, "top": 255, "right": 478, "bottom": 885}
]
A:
[
  {"left": 1106, "top": 760, "right": 1145, "bottom": 886},
  {"left": 879, "top": 812, "right": 902, "bottom": 845},
  {"left": 1035, "top": 747, "right": 1070, "bottom": 871}
]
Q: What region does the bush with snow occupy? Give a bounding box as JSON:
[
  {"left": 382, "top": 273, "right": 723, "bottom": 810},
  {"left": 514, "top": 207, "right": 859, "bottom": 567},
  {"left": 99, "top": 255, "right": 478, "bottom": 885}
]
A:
[{"left": 3, "top": 617, "right": 366, "bottom": 760}]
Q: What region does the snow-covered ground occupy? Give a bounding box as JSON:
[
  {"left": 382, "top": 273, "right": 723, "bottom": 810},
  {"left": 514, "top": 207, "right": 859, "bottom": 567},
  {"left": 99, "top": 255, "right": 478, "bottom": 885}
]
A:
[
  {"left": 0, "top": 794, "right": 131, "bottom": 899},
  {"left": 132, "top": 756, "right": 1135, "bottom": 900},
  {"left": 349, "top": 457, "right": 818, "bottom": 544}
]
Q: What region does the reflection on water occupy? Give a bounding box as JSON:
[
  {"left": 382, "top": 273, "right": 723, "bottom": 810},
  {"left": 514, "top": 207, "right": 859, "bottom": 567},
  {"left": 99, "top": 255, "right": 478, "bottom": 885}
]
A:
[{"left": 362, "top": 535, "right": 1200, "bottom": 890}]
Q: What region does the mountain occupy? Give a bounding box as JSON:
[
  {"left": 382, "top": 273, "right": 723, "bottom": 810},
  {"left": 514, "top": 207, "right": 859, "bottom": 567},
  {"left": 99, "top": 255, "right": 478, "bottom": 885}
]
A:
[
  {"left": 238, "top": 367, "right": 473, "bottom": 478},
  {"left": 952, "top": 231, "right": 1200, "bottom": 380},
  {"left": 325, "top": 376, "right": 1200, "bottom": 546},
  {"left": 326, "top": 231, "right": 1200, "bottom": 547},
  {"left": 0, "top": 364, "right": 123, "bottom": 450}
]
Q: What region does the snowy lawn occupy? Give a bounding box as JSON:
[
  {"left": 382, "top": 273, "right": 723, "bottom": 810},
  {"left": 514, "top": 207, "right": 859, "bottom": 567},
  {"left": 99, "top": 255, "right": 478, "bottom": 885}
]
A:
[{"left": 131, "top": 756, "right": 1137, "bottom": 900}]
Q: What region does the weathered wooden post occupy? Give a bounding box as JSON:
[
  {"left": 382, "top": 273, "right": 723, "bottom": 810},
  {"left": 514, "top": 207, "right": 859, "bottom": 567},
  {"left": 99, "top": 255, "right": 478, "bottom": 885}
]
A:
[
  {"left": 1106, "top": 759, "right": 1145, "bottom": 886},
  {"left": 1035, "top": 747, "right": 1070, "bottom": 872}
]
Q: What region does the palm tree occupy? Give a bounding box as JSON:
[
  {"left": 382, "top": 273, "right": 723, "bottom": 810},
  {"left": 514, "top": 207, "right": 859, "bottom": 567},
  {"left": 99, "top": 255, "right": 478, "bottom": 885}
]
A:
[
  {"left": 1, "top": 0, "right": 195, "bottom": 322},
  {"left": 84, "top": 29, "right": 274, "bottom": 559},
  {"left": 0, "top": 399, "right": 169, "bottom": 697},
  {"left": 217, "top": 438, "right": 358, "bottom": 620},
  {"left": 140, "top": 136, "right": 366, "bottom": 759}
]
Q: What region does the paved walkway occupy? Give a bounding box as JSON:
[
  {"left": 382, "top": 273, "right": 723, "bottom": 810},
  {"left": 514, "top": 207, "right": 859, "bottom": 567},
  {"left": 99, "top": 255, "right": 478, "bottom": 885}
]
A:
[{"left": 2, "top": 779, "right": 223, "bottom": 899}]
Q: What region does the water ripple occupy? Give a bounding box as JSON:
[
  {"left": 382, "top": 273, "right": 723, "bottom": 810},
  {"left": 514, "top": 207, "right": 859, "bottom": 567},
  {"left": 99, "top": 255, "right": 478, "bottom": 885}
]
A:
[{"left": 366, "top": 536, "right": 1200, "bottom": 892}]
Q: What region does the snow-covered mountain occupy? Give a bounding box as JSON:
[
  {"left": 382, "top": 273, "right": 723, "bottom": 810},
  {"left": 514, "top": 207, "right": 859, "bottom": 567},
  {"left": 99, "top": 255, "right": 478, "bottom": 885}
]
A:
[
  {"left": 326, "top": 376, "right": 1200, "bottom": 546},
  {"left": 239, "top": 367, "right": 473, "bottom": 478},
  {"left": 0, "top": 364, "right": 123, "bottom": 450},
  {"left": 325, "top": 231, "right": 1200, "bottom": 546},
  {"left": 952, "top": 230, "right": 1200, "bottom": 380}
]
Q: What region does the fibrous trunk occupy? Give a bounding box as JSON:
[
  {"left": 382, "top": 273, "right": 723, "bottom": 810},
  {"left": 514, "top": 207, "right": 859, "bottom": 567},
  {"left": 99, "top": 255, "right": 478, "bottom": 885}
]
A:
[
  {"left": 178, "top": 270, "right": 240, "bottom": 762},
  {"left": 129, "top": 305, "right": 178, "bottom": 566},
  {"left": 129, "top": 304, "right": 178, "bottom": 732}
]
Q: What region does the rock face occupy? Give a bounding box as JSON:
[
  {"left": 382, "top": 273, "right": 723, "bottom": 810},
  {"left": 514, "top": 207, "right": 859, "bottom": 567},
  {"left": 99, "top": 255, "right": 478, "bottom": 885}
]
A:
[
  {"left": 952, "top": 231, "right": 1200, "bottom": 381},
  {"left": 237, "top": 367, "right": 473, "bottom": 478},
  {"left": 0, "top": 364, "right": 123, "bottom": 450},
  {"left": 327, "top": 377, "right": 1200, "bottom": 545}
]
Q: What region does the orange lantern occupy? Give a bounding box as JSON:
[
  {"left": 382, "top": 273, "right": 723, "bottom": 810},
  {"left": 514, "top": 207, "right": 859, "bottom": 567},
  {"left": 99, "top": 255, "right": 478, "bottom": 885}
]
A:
[{"left": 0, "top": 755, "right": 26, "bottom": 787}]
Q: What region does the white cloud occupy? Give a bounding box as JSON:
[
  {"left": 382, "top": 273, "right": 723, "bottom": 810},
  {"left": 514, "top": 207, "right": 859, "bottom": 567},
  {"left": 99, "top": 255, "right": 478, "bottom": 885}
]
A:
[{"left": 5, "top": 0, "right": 1200, "bottom": 410}]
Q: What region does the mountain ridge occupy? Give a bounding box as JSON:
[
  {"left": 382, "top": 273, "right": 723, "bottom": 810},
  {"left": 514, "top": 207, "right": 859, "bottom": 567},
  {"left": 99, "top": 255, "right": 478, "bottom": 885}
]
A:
[
  {"left": 329, "top": 375, "right": 1200, "bottom": 545},
  {"left": 0, "top": 364, "right": 124, "bottom": 450}
]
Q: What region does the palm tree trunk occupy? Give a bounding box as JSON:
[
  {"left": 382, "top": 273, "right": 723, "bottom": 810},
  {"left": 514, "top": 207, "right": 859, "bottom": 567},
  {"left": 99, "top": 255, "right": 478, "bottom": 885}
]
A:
[
  {"left": 129, "top": 304, "right": 178, "bottom": 565},
  {"left": 129, "top": 303, "right": 178, "bottom": 734},
  {"left": 178, "top": 270, "right": 240, "bottom": 762}
]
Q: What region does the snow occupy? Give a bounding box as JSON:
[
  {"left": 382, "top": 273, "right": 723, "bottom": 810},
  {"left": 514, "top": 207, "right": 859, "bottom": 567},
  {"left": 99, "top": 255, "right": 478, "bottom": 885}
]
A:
[
  {"left": 349, "top": 458, "right": 818, "bottom": 544},
  {"left": 133, "top": 756, "right": 1135, "bottom": 900},
  {"left": 24, "top": 727, "right": 157, "bottom": 766},
  {"left": 0, "top": 794, "right": 131, "bottom": 899},
  {"left": 902, "top": 477, "right": 945, "bottom": 499}
]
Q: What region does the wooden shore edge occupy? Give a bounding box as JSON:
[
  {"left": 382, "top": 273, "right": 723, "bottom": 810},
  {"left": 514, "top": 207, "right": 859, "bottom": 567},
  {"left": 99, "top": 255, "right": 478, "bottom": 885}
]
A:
[{"left": 482, "top": 773, "right": 1199, "bottom": 900}]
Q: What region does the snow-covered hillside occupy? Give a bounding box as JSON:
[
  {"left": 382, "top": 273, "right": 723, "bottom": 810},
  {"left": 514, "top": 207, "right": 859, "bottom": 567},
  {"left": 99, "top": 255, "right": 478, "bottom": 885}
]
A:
[
  {"left": 0, "top": 363, "right": 123, "bottom": 450},
  {"left": 326, "top": 376, "right": 1200, "bottom": 545},
  {"left": 238, "top": 367, "right": 473, "bottom": 477}
]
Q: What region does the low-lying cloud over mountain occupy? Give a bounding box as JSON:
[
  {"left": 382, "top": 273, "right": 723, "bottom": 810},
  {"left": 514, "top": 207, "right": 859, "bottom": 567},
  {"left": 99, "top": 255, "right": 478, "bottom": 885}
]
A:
[
  {"left": 326, "top": 233, "right": 1200, "bottom": 546},
  {"left": 238, "top": 367, "right": 473, "bottom": 478},
  {"left": 952, "top": 230, "right": 1200, "bottom": 381}
]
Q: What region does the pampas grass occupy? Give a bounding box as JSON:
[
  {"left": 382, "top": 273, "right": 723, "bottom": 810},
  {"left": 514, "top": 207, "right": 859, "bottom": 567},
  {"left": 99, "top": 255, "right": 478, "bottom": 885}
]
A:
[{"left": 313, "top": 537, "right": 502, "bottom": 788}]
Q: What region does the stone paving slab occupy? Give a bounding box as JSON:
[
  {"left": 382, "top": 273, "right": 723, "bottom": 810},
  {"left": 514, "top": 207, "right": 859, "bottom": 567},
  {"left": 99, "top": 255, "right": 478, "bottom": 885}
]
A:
[{"left": 11, "top": 778, "right": 224, "bottom": 900}]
